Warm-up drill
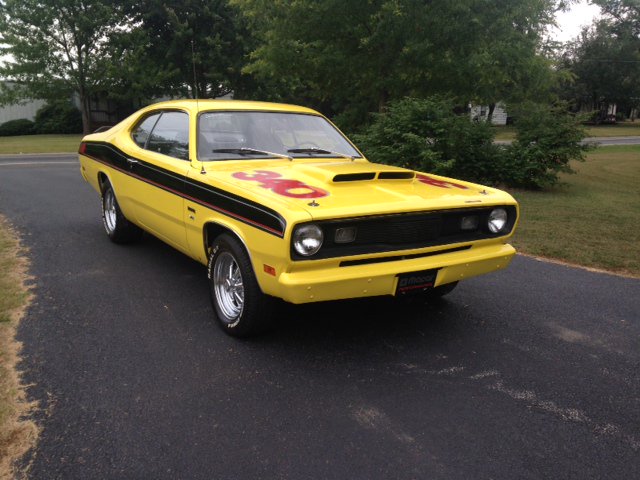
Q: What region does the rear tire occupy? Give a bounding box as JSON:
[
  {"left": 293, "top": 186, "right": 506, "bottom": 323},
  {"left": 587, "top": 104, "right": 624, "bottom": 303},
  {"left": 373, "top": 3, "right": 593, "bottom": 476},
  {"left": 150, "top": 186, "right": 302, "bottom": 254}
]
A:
[
  {"left": 101, "top": 183, "right": 143, "bottom": 244},
  {"left": 208, "top": 233, "right": 274, "bottom": 337}
]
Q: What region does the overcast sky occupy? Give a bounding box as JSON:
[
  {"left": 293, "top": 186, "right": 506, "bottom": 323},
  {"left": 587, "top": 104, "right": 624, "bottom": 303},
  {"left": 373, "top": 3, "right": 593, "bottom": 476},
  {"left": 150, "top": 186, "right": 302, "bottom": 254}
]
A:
[{"left": 549, "top": 0, "right": 602, "bottom": 42}]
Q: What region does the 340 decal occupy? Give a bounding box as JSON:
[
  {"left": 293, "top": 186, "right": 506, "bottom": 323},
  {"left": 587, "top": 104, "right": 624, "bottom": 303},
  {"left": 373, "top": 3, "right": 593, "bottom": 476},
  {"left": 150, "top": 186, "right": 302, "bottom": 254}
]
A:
[
  {"left": 416, "top": 174, "right": 468, "bottom": 190},
  {"left": 232, "top": 170, "right": 329, "bottom": 199}
]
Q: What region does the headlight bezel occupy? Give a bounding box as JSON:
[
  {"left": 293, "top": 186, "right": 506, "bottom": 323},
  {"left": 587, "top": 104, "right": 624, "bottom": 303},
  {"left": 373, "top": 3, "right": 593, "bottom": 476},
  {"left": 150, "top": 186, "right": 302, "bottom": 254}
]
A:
[
  {"left": 292, "top": 223, "right": 324, "bottom": 257},
  {"left": 487, "top": 207, "right": 509, "bottom": 234}
]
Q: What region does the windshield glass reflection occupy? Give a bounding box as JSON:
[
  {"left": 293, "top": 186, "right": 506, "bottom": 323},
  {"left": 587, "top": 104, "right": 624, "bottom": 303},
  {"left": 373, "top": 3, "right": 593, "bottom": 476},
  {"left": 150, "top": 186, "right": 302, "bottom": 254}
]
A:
[{"left": 198, "top": 111, "right": 361, "bottom": 161}]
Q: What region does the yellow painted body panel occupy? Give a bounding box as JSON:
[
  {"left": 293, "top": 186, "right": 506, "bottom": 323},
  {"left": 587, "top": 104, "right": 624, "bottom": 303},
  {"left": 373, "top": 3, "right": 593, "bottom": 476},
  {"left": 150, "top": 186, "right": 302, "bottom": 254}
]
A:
[
  {"left": 79, "top": 99, "right": 519, "bottom": 304},
  {"left": 276, "top": 243, "right": 516, "bottom": 303}
]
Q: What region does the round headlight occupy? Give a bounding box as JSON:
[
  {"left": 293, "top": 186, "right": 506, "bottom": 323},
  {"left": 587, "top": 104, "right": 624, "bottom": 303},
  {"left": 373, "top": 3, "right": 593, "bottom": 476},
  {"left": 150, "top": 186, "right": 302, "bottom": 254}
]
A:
[
  {"left": 488, "top": 208, "right": 508, "bottom": 233},
  {"left": 293, "top": 224, "right": 324, "bottom": 256}
]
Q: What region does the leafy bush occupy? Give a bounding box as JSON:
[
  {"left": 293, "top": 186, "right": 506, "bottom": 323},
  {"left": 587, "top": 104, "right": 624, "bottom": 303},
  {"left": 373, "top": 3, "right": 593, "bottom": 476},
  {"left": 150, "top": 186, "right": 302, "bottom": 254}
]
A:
[
  {"left": 0, "top": 118, "right": 35, "bottom": 136},
  {"left": 352, "top": 97, "right": 503, "bottom": 185},
  {"left": 505, "top": 102, "right": 590, "bottom": 189},
  {"left": 352, "top": 97, "right": 590, "bottom": 189},
  {"left": 33, "top": 101, "right": 82, "bottom": 134}
]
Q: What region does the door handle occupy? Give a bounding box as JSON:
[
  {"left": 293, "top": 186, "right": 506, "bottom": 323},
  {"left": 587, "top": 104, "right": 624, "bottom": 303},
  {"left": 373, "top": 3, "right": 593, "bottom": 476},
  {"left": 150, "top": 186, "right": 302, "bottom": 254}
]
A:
[{"left": 126, "top": 158, "right": 139, "bottom": 168}]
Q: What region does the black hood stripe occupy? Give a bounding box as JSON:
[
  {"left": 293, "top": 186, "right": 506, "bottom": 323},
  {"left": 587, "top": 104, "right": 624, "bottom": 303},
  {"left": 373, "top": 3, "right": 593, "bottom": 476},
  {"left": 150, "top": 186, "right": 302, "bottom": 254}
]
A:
[{"left": 81, "top": 141, "right": 286, "bottom": 237}]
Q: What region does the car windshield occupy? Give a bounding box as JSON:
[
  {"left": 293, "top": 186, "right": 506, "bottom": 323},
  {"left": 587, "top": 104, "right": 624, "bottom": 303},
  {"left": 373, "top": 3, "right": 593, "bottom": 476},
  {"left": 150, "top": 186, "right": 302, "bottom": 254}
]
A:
[{"left": 197, "top": 111, "right": 361, "bottom": 161}]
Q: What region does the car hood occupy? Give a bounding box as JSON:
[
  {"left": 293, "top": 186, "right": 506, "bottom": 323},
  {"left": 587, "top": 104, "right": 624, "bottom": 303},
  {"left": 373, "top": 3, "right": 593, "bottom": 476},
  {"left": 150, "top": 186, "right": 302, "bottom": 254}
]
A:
[{"left": 207, "top": 159, "right": 516, "bottom": 221}]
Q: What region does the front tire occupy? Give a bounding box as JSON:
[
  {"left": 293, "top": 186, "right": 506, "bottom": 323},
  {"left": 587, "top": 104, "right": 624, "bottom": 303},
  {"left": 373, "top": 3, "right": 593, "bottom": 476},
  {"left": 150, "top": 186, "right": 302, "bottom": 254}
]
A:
[
  {"left": 101, "top": 183, "right": 142, "bottom": 244},
  {"left": 398, "top": 281, "right": 459, "bottom": 307},
  {"left": 208, "top": 233, "right": 273, "bottom": 337}
]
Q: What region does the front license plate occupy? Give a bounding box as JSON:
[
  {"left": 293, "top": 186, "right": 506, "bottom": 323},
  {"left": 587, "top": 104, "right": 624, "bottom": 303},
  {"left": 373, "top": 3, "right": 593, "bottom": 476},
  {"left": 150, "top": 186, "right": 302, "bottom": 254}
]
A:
[{"left": 395, "top": 269, "right": 439, "bottom": 295}]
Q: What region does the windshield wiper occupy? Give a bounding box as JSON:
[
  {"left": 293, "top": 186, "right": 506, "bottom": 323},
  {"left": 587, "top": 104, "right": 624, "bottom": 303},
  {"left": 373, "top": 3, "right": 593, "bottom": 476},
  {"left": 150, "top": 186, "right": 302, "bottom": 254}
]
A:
[
  {"left": 211, "top": 148, "right": 292, "bottom": 161},
  {"left": 287, "top": 147, "right": 354, "bottom": 161}
]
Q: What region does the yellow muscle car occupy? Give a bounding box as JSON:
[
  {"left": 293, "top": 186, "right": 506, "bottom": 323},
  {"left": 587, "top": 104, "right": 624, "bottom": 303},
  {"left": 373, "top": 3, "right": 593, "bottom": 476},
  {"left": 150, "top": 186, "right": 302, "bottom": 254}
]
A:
[{"left": 79, "top": 100, "right": 518, "bottom": 336}]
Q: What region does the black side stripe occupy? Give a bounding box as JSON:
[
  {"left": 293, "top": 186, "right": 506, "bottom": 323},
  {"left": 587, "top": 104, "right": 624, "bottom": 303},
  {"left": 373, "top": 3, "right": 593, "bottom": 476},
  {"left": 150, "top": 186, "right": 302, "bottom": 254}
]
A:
[{"left": 82, "top": 141, "right": 286, "bottom": 237}]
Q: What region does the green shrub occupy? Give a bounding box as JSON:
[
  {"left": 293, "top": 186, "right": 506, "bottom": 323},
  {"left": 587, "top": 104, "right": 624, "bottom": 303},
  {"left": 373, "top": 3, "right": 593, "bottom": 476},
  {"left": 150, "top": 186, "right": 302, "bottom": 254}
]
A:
[
  {"left": 34, "top": 101, "right": 82, "bottom": 134},
  {"left": 0, "top": 118, "right": 35, "bottom": 136},
  {"left": 506, "top": 102, "right": 590, "bottom": 189},
  {"left": 352, "top": 97, "right": 590, "bottom": 190},
  {"left": 352, "top": 97, "right": 503, "bottom": 185}
]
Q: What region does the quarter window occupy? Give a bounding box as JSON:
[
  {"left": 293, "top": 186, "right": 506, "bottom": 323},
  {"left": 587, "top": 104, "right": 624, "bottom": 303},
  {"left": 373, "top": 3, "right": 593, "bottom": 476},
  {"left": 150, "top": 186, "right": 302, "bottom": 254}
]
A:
[
  {"left": 132, "top": 111, "right": 190, "bottom": 160},
  {"left": 131, "top": 113, "right": 160, "bottom": 148}
]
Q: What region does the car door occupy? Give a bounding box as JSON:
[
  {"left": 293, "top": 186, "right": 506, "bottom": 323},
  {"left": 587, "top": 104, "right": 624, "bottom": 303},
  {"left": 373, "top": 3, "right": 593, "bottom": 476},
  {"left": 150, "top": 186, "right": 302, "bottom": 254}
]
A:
[{"left": 129, "top": 110, "right": 191, "bottom": 253}]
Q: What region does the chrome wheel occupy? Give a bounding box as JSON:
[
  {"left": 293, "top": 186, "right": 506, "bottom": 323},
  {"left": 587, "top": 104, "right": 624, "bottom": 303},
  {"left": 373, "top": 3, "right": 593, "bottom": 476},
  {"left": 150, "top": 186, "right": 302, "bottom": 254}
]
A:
[
  {"left": 100, "top": 182, "right": 142, "bottom": 244},
  {"left": 103, "top": 188, "right": 117, "bottom": 234},
  {"left": 208, "top": 233, "right": 274, "bottom": 337},
  {"left": 213, "top": 251, "right": 244, "bottom": 324}
]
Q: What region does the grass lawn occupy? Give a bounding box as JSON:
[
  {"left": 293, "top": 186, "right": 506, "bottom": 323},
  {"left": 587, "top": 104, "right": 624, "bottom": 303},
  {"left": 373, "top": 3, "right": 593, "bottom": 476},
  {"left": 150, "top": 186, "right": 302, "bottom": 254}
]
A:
[
  {"left": 586, "top": 123, "right": 640, "bottom": 137},
  {"left": 511, "top": 145, "right": 640, "bottom": 277},
  {"left": 0, "top": 217, "right": 37, "bottom": 477},
  {"left": 0, "top": 134, "right": 82, "bottom": 154},
  {"left": 493, "top": 121, "right": 640, "bottom": 141},
  {"left": 492, "top": 127, "right": 516, "bottom": 141}
]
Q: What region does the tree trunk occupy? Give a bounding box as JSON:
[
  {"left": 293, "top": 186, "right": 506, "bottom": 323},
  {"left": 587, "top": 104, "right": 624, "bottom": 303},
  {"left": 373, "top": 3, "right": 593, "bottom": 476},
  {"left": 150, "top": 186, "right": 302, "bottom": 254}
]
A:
[
  {"left": 378, "top": 89, "right": 389, "bottom": 112},
  {"left": 79, "top": 90, "right": 92, "bottom": 135},
  {"left": 487, "top": 103, "right": 496, "bottom": 124}
]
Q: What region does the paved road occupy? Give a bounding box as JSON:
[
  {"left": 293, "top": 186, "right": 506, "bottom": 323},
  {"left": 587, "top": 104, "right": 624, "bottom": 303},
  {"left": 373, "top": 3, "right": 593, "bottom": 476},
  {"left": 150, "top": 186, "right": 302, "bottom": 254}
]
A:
[
  {"left": 583, "top": 135, "right": 640, "bottom": 146},
  {"left": 1, "top": 155, "right": 639, "bottom": 479},
  {"left": 494, "top": 135, "right": 640, "bottom": 146}
]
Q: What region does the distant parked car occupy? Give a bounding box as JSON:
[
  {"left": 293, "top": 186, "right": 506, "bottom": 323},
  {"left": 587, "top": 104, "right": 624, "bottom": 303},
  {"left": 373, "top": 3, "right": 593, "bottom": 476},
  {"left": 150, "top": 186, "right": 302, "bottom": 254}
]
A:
[{"left": 78, "top": 100, "right": 519, "bottom": 336}]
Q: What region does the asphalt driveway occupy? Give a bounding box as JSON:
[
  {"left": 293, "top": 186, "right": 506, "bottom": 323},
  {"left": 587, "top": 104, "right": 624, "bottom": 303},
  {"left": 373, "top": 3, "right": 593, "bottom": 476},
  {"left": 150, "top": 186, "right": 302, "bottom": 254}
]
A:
[{"left": 1, "top": 155, "right": 639, "bottom": 479}]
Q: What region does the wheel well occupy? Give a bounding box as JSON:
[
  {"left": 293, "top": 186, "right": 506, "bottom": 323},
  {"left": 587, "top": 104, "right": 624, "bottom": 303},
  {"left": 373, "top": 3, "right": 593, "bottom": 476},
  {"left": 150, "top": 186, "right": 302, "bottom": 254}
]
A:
[
  {"left": 204, "top": 222, "right": 236, "bottom": 258},
  {"left": 98, "top": 172, "right": 109, "bottom": 194}
]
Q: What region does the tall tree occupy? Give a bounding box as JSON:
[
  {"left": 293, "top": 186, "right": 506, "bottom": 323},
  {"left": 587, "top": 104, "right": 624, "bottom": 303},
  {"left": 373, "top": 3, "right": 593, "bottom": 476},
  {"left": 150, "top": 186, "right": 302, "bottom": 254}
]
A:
[
  {"left": 113, "top": 0, "right": 256, "bottom": 101},
  {"left": 593, "top": 0, "right": 640, "bottom": 33},
  {"left": 560, "top": 1, "right": 640, "bottom": 118},
  {"left": 233, "top": 0, "right": 562, "bottom": 130},
  {"left": 0, "top": 0, "right": 131, "bottom": 133}
]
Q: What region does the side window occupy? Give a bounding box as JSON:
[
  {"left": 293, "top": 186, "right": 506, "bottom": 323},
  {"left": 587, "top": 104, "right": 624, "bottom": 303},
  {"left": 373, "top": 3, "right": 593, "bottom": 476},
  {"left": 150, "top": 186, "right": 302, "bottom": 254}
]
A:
[
  {"left": 131, "top": 113, "right": 161, "bottom": 148},
  {"left": 147, "top": 111, "right": 190, "bottom": 160}
]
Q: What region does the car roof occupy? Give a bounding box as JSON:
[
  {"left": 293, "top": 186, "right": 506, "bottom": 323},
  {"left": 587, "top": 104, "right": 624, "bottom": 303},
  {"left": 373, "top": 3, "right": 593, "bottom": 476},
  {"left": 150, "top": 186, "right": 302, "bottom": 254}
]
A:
[{"left": 143, "top": 99, "right": 321, "bottom": 116}]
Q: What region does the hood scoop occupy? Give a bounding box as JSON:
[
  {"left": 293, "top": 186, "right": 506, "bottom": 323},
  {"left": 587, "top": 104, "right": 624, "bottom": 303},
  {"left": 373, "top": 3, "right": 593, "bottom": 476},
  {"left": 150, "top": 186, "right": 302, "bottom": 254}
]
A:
[
  {"left": 332, "top": 171, "right": 416, "bottom": 183},
  {"left": 378, "top": 171, "right": 415, "bottom": 180},
  {"left": 333, "top": 172, "right": 376, "bottom": 182}
]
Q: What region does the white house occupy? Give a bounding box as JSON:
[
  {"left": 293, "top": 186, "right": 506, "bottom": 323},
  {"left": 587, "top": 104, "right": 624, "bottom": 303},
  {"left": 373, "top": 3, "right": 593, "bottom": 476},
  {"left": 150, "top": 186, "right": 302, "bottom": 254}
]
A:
[
  {"left": 0, "top": 83, "right": 45, "bottom": 123},
  {"left": 469, "top": 102, "right": 509, "bottom": 125}
]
